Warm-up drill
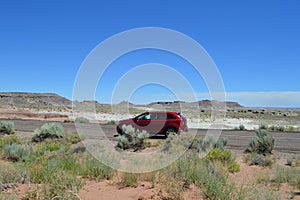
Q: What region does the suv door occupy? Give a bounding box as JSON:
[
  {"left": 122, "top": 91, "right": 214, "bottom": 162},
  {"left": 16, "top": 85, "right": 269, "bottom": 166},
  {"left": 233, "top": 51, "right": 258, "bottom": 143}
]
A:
[{"left": 134, "top": 112, "right": 152, "bottom": 132}]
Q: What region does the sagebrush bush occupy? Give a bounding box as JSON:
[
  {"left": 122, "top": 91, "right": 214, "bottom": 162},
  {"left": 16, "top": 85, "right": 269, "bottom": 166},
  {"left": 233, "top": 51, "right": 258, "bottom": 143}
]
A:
[
  {"left": 0, "top": 121, "right": 15, "bottom": 135},
  {"left": 189, "top": 134, "right": 228, "bottom": 152},
  {"left": 75, "top": 117, "right": 89, "bottom": 123},
  {"left": 63, "top": 118, "right": 74, "bottom": 123},
  {"left": 32, "top": 123, "right": 64, "bottom": 142},
  {"left": 239, "top": 124, "right": 246, "bottom": 130},
  {"left": 245, "top": 129, "right": 274, "bottom": 155},
  {"left": 64, "top": 133, "right": 84, "bottom": 144},
  {"left": 206, "top": 148, "right": 240, "bottom": 173},
  {"left": 79, "top": 158, "right": 114, "bottom": 180},
  {"left": 117, "top": 125, "right": 149, "bottom": 150},
  {"left": 0, "top": 162, "right": 23, "bottom": 184},
  {"left": 286, "top": 156, "right": 300, "bottom": 167},
  {"left": 3, "top": 144, "right": 29, "bottom": 161},
  {"left": 244, "top": 153, "right": 273, "bottom": 167},
  {"left": 259, "top": 124, "right": 268, "bottom": 130},
  {"left": 0, "top": 135, "right": 21, "bottom": 150},
  {"left": 107, "top": 120, "right": 116, "bottom": 125}
]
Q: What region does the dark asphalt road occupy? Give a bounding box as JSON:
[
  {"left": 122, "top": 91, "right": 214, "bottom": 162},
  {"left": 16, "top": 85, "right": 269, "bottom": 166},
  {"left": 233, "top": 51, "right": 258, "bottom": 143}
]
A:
[{"left": 6, "top": 119, "right": 300, "bottom": 153}]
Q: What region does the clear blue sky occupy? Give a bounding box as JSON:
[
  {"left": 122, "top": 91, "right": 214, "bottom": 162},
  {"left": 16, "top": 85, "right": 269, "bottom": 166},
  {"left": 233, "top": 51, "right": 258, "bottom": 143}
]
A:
[{"left": 0, "top": 1, "right": 299, "bottom": 107}]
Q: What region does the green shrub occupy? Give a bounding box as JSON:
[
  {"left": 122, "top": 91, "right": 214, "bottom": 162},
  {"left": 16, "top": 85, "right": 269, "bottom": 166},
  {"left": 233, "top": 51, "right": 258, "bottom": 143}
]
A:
[
  {"left": 0, "top": 135, "right": 21, "bottom": 150},
  {"left": 75, "top": 117, "right": 89, "bottom": 123},
  {"left": 239, "top": 124, "right": 246, "bottom": 130},
  {"left": 3, "top": 144, "right": 30, "bottom": 161},
  {"left": 0, "top": 121, "right": 15, "bottom": 135},
  {"left": 121, "top": 173, "right": 139, "bottom": 187},
  {"left": 25, "top": 170, "right": 83, "bottom": 200},
  {"left": 64, "top": 133, "right": 85, "bottom": 144},
  {"left": 269, "top": 125, "right": 285, "bottom": 132},
  {"left": 244, "top": 153, "right": 273, "bottom": 167},
  {"left": 107, "top": 120, "right": 116, "bottom": 125},
  {"left": 63, "top": 118, "right": 74, "bottom": 123},
  {"left": 32, "top": 123, "right": 64, "bottom": 142},
  {"left": 287, "top": 126, "right": 295, "bottom": 132},
  {"left": 189, "top": 134, "right": 228, "bottom": 152},
  {"left": 274, "top": 165, "right": 300, "bottom": 190},
  {"left": 245, "top": 129, "right": 274, "bottom": 155},
  {"left": 206, "top": 148, "right": 240, "bottom": 173},
  {"left": 79, "top": 158, "right": 114, "bottom": 180},
  {"left": 116, "top": 125, "right": 149, "bottom": 150},
  {"left": 286, "top": 156, "right": 300, "bottom": 167},
  {"left": 0, "top": 162, "right": 23, "bottom": 184},
  {"left": 259, "top": 124, "right": 268, "bottom": 130}
]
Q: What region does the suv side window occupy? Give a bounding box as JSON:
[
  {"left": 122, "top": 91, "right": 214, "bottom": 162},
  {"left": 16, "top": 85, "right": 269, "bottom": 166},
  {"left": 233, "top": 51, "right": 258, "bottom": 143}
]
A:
[
  {"left": 167, "top": 113, "right": 176, "bottom": 119},
  {"left": 156, "top": 113, "right": 167, "bottom": 120},
  {"left": 137, "top": 113, "right": 151, "bottom": 120}
]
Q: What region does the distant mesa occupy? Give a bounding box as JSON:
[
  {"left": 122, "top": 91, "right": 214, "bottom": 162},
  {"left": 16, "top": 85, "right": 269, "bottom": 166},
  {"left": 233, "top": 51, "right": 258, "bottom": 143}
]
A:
[
  {"left": 0, "top": 92, "right": 243, "bottom": 110},
  {"left": 0, "top": 92, "right": 71, "bottom": 107},
  {"left": 148, "top": 100, "right": 243, "bottom": 109}
]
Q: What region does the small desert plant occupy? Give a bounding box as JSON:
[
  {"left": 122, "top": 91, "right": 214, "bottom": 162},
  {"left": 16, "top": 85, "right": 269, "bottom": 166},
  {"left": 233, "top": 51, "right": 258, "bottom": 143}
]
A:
[
  {"left": 75, "top": 117, "right": 89, "bottom": 123},
  {"left": 239, "top": 124, "right": 246, "bottom": 130},
  {"left": 3, "top": 144, "right": 30, "bottom": 161},
  {"left": 116, "top": 125, "right": 149, "bottom": 150},
  {"left": 244, "top": 153, "right": 273, "bottom": 167},
  {"left": 32, "top": 123, "right": 64, "bottom": 142},
  {"left": 121, "top": 173, "right": 140, "bottom": 187},
  {"left": 286, "top": 156, "right": 300, "bottom": 167},
  {"left": 268, "top": 125, "right": 285, "bottom": 132},
  {"left": 274, "top": 165, "right": 300, "bottom": 190},
  {"left": 206, "top": 148, "right": 240, "bottom": 173},
  {"left": 63, "top": 118, "right": 74, "bottom": 123},
  {"left": 107, "top": 120, "right": 116, "bottom": 125},
  {"left": 64, "top": 133, "right": 85, "bottom": 144},
  {"left": 0, "top": 121, "right": 15, "bottom": 135},
  {"left": 259, "top": 124, "right": 268, "bottom": 130},
  {"left": 0, "top": 162, "right": 23, "bottom": 184},
  {"left": 286, "top": 126, "right": 295, "bottom": 132},
  {"left": 245, "top": 129, "right": 274, "bottom": 155},
  {"left": 0, "top": 135, "right": 21, "bottom": 150},
  {"left": 79, "top": 158, "right": 114, "bottom": 180}
]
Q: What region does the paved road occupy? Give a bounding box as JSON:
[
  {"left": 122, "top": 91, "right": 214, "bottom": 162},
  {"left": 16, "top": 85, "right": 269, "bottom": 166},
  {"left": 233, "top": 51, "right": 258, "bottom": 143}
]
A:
[{"left": 5, "top": 119, "right": 300, "bottom": 153}]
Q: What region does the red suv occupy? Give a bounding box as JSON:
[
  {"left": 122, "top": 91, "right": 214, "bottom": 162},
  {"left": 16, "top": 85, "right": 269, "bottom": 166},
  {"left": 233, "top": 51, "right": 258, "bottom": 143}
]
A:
[{"left": 116, "top": 111, "right": 188, "bottom": 137}]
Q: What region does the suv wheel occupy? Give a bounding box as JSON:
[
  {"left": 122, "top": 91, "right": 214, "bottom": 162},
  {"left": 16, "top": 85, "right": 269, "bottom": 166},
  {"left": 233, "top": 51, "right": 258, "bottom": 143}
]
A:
[{"left": 164, "top": 127, "right": 177, "bottom": 137}]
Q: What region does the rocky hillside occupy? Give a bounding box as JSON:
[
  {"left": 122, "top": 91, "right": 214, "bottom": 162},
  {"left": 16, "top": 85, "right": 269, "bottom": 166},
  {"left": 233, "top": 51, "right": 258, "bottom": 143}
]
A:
[{"left": 0, "top": 92, "right": 71, "bottom": 107}]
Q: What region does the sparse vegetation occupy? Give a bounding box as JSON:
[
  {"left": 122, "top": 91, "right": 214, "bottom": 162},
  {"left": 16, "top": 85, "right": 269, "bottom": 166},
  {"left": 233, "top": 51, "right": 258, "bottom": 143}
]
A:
[
  {"left": 116, "top": 125, "right": 149, "bottom": 150},
  {"left": 245, "top": 129, "right": 274, "bottom": 155},
  {"left": 239, "top": 124, "right": 246, "bottom": 130},
  {"left": 3, "top": 144, "right": 30, "bottom": 162},
  {"left": 274, "top": 165, "right": 300, "bottom": 191},
  {"left": 75, "top": 117, "right": 89, "bottom": 123},
  {"left": 0, "top": 135, "right": 21, "bottom": 151},
  {"left": 259, "top": 123, "right": 268, "bottom": 130},
  {"left": 206, "top": 148, "right": 240, "bottom": 173},
  {"left": 244, "top": 128, "right": 275, "bottom": 167},
  {"left": 32, "top": 123, "right": 64, "bottom": 142},
  {"left": 286, "top": 156, "right": 300, "bottom": 167},
  {"left": 63, "top": 118, "right": 74, "bottom": 123},
  {"left": 244, "top": 153, "right": 273, "bottom": 167},
  {"left": 0, "top": 121, "right": 15, "bottom": 135},
  {"left": 106, "top": 120, "right": 116, "bottom": 125}
]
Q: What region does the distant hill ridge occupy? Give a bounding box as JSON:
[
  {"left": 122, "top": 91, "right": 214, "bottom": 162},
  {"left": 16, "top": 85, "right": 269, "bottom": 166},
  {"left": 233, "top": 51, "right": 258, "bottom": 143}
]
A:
[
  {"left": 0, "top": 92, "right": 243, "bottom": 109},
  {"left": 0, "top": 92, "right": 71, "bottom": 107},
  {"left": 149, "top": 100, "right": 243, "bottom": 109}
]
